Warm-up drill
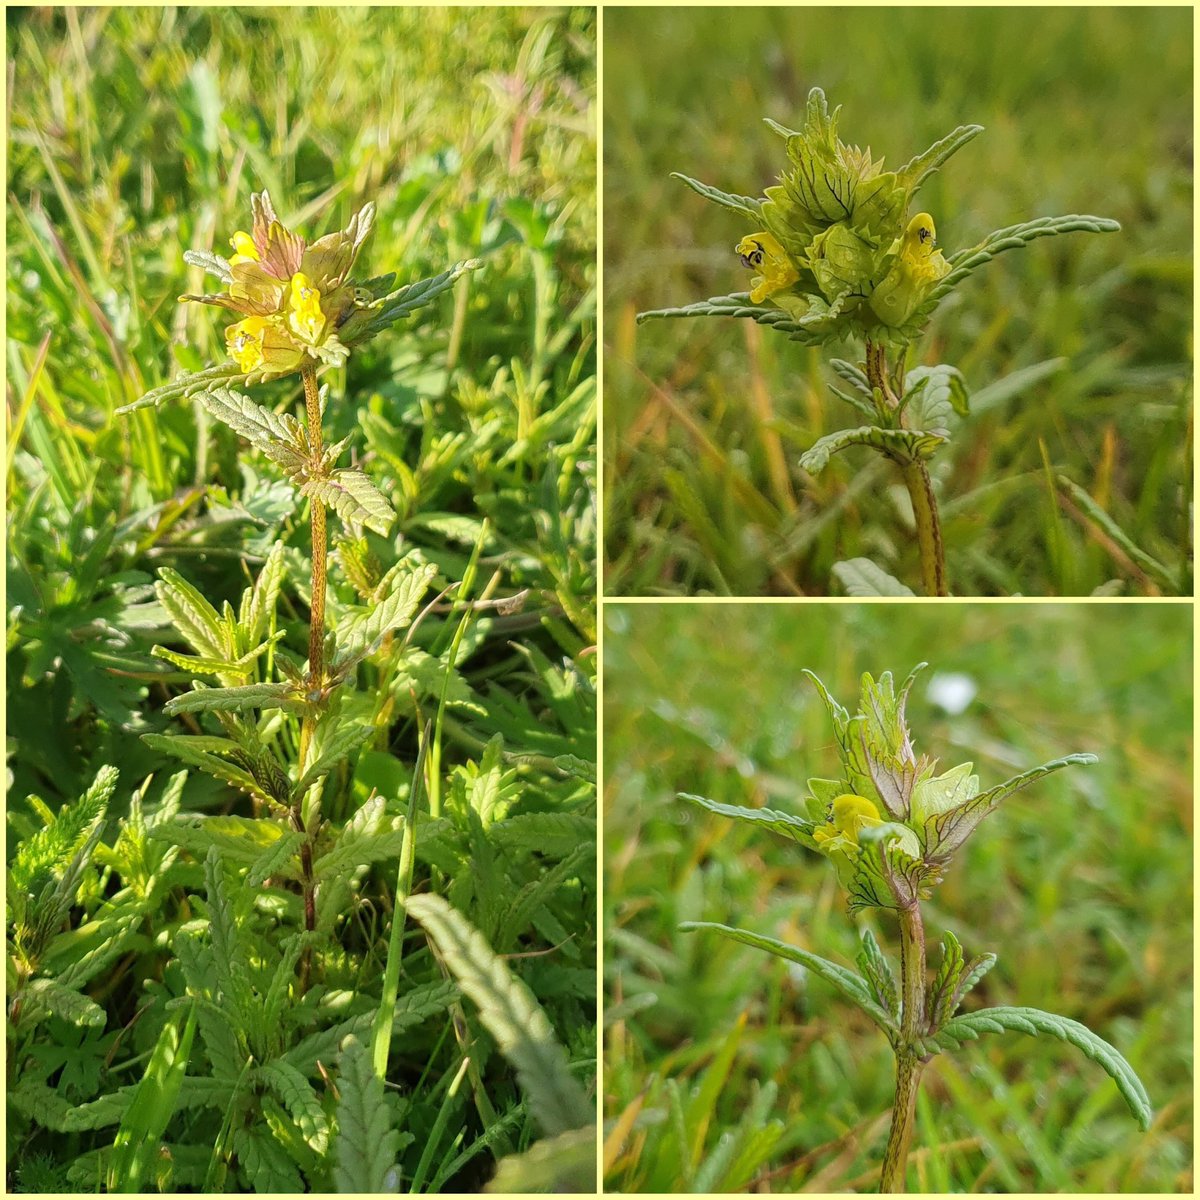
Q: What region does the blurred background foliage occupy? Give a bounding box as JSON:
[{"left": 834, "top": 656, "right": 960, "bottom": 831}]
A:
[
  {"left": 603, "top": 7, "right": 1192, "bottom": 596},
  {"left": 603, "top": 602, "right": 1192, "bottom": 1191}
]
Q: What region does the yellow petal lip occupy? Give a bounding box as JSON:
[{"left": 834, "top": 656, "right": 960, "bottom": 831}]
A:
[
  {"left": 288, "top": 272, "right": 326, "bottom": 343},
  {"left": 736, "top": 231, "right": 800, "bottom": 303},
  {"left": 229, "top": 230, "right": 261, "bottom": 266},
  {"left": 226, "top": 315, "right": 269, "bottom": 372}
]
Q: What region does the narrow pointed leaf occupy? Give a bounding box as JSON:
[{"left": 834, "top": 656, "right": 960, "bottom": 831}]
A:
[
  {"left": 163, "top": 681, "right": 298, "bottom": 717},
  {"left": 670, "top": 172, "right": 763, "bottom": 219},
  {"left": 678, "top": 792, "right": 816, "bottom": 847},
  {"left": 918, "top": 1005, "right": 1152, "bottom": 1130},
  {"left": 924, "top": 752, "right": 1097, "bottom": 862},
  {"left": 856, "top": 929, "right": 899, "bottom": 1021},
  {"left": 156, "top": 568, "right": 226, "bottom": 659},
  {"left": 679, "top": 921, "right": 895, "bottom": 1036},
  {"left": 896, "top": 123, "right": 985, "bottom": 190},
  {"left": 336, "top": 560, "right": 438, "bottom": 661}
]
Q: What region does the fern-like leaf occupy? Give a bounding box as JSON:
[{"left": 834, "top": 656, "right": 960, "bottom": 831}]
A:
[{"left": 332, "top": 1035, "right": 402, "bottom": 1192}]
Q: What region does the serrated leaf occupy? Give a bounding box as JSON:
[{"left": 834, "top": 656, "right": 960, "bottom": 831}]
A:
[
  {"left": 117, "top": 362, "right": 247, "bottom": 415},
  {"left": 949, "top": 952, "right": 997, "bottom": 1018},
  {"left": 895, "top": 123, "right": 985, "bottom": 190},
  {"left": 679, "top": 921, "right": 895, "bottom": 1036},
  {"left": 799, "top": 425, "right": 947, "bottom": 475},
  {"left": 906, "top": 214, "right": 1121, "bottom": 330},
  {"left": 489, "top": 813, "right": 596, "bottom": 856},
  {"left": 902, "top": 364, "right": 969, "bottom": 428},
  {"left": 151, "top": 635, "right": 279, "bottom": 680},
  {"left": 303, "top": 467, "right": 396, "bottom": 537},
  {"left": 156, "top": 568, "right": 226, "bottom": 659},
  {"left": 261, "top": 1061, "right": 329, "bottom": 1153},
  {"left": 141, "top": 734, "right": 271, "bottom": 804},
  {"left": 831, "top": 558, "right": 916, "bottom": 597},
  {"left": 149, "top": 814, "right": 287, "bottom": 866},
  {"left": 678, "top": 792, "right": 816, "bottom": 847},
  {"left": 332, "top": 1036, "right": 402, "bottom": 1192},
  {"left": 284, "top": 979, "right": 459, "bottom": 1074},
  {"left": 918, "top": 1005, "right": 1152, "bottom": 1130},
  {"left": 196, "top": 386, "right": 307, "bottom": 453},
  {"left": 293, "top": 720, "right": 375, "bottom": 797},
  {"left": 407, "top": 893, "right": 592, "bottom": 1136},
  {"left": 240, "top": 540, "right": 287, "bottom": 642},
  {"left": 637, "top": 291, "right": 847, "bottom": 346},
  {"left": 352, "top": 259, "right": 481, "bottom": 342},
  {"left": 671, "top": 172, "right": 763, "bottom": 219},
  {"left": 203, "top": 848, "right": 254, "bottom": 1026},
  {"left": 233, "top": 1126, "right": 305, "bottom": 1193},
  {"left": 856, "top": 929, "right": 899, "bottom": 1021},
  {"left": 929, "top": 929, "right": 966, "bottom": 1027},
  {"left": 163, "top": 681, "right": 297, "bottom": 717},
  {"left": 16, "top": 976, "right": 106, "bottom": 1028},
  {"left": 246, "top": 829, "right": 304, "bottom": 887},
  {"left": 336, "top": 560, "right": 438, "bottom": 661},
  {"left": 924, "top": 752, "right": 1098, "bottom": 862}
]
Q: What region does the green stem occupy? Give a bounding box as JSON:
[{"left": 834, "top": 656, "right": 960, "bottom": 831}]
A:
[
  {"left": 881, "top": 902, "right": 928, "bottom": 1192},
  {"left": 899, "top": 458, "right": 947, "bottom": 597}
]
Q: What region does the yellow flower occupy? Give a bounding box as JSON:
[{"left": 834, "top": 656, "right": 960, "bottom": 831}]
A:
[
  {"left": 735, "top": 232, "right": 800, "bottom": 304},
  {"left": 813, "top": 794, "right": 883, "bottom": 847},
  {"left": 226, "top": 316, "right": 270, "bottom": 372},
  {"left": 229, "top": 231, "right": 260, "bottom": 266},
  {"left": 288, "top": 272, "right": 325, "bottom": 343}
]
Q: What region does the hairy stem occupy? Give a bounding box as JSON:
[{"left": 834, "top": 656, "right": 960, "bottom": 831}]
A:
[
  {"left": 881, "top": 902, "right": 928, "bottom": 1192},
  {"left": 864, "top": 340, "right": 948, "bottom": 597},
  {"left": 300, "top": 362, "right": 327, "bottom": 769},
  {"left": 296, "top": 362, "right": 325, "bottom": 985},
  {"left": 899, "top": 458, "right": 948, "bottom": 597}
]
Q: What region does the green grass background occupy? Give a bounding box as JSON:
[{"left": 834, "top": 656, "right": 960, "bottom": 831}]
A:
[
  {"left": 604, "top": 602, "right": 1192, "bottom": 1191},
  {"left": 603, "top": 6, "right": 1192, "bottom": 596},
  {"left": 7, "top": 6, "right": 595, "bottom": 1192}
]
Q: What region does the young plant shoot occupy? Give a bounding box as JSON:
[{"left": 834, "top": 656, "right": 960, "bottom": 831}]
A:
[
  {"left": 680, "top": 664, "right": 1151, "bottom": 1192},
  {"left": 639, "top": 88, "right": 1120, "bottom": 596}
]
